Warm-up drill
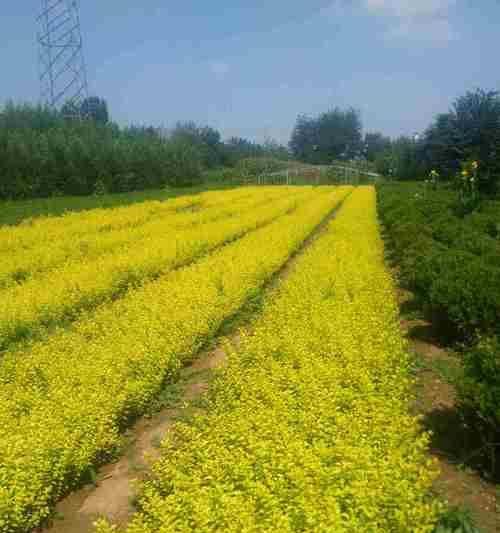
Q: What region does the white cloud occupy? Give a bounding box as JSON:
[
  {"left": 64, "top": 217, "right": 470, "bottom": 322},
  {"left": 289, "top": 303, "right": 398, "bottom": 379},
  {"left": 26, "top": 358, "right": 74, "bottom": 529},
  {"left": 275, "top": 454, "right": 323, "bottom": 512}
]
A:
[
  {"left": 209, "top": 61, "right": 230, "bottom": 78},
  {"left": 364, "top": 0, "right": 458, "bottom": 43}
]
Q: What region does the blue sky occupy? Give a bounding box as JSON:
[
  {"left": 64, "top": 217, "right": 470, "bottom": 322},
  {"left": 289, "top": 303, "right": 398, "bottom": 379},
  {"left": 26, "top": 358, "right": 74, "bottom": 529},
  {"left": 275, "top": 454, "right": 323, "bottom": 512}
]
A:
[{"left": 1, "top": 1, "right": 499, "bottom": 143}]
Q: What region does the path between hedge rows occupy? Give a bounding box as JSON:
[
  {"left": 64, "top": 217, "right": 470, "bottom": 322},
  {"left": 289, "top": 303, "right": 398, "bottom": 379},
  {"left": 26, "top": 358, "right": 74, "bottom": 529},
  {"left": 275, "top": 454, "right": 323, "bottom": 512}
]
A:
[{"left": 398, "top": 289, "right": 498, "bottom": 533}]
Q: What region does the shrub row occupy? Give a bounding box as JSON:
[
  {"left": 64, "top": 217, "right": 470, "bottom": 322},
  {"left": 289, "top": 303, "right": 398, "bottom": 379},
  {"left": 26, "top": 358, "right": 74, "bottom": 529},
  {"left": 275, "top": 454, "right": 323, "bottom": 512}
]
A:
[
  {"left": 0, "top": 186, "right": 260, "bottom": 253},
  {"left": 377, "top": 182, "right": 500, "bottom": 449},
  {"left": 97, "top": 187, "right": 441, "bottom": 533},
  {"left": 0, "top": 121, "right": 205, "bottom": 200},
  {"left": 0, "top": 187, "right": 288, "bottom": 288},
  {"left": 380, "top": 183, "right": 500, "bottom": 260},
  {"left": 377, "top": 183, "right": 500, "bottom": 339},
  {"left": 0, "top": 187, "right": 350, "bottom": 532},
  {"left": 0, "top": 188, "right": 317, "bottom": 352}
]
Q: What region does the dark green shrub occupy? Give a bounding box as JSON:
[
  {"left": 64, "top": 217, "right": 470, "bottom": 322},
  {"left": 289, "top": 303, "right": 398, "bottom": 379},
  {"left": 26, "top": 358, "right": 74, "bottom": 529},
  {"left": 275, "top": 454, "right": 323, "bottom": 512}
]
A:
[
  {"left": 426, "top": 252, "right": 500, "bottom": 338},
  {"left": 434, "top": 506, "right": 481, "bottom": 533},
  {"left": 378, "top": 183, "right": 500, "bottom": 454},
  {"left": 457, "top": 336, "right": 500, "bottom": 477},
  {"left": 458, "top": 336, "right": 500, "bottom": 428}
]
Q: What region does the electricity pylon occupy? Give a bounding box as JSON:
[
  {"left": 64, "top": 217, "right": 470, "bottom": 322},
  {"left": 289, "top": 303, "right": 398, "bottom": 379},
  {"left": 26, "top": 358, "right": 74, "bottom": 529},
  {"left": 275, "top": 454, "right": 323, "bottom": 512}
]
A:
[{"left": 37, "top": 0, "right": 89, "bottom": 118}]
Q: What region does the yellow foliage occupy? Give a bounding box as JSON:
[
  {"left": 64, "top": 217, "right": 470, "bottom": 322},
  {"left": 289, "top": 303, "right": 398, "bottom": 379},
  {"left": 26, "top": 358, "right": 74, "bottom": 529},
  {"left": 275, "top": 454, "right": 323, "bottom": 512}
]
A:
[
  {"left": 0, "top": 187, "right": 309, "bottom": 289},
  {"left": 97, "top": 187, "right": 441, "bottom": 533},
  {"left": 0, "top": 186, "right": 350, "bottom": 532},
  {"left": 0, "top": 187, "right": 259, "bottom": 255},
  {"left": 0, "top": 187, "right": 318, "bottom": 351}
]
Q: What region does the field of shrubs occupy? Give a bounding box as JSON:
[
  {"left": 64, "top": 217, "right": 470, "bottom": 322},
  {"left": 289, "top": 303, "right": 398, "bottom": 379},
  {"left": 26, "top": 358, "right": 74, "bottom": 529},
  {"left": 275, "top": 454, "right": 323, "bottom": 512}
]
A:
[
  {"left": 377, "top": 182, "right": 500, "bottom": 475},
  {"left": 96, "top": 187, "right": 441, "bottom": 533},
  {"left": 0, "top": 186, "right": 345, "bottom": 531},
  {"left": 0, "top": 185, "right": 446, "bottom": 533}
]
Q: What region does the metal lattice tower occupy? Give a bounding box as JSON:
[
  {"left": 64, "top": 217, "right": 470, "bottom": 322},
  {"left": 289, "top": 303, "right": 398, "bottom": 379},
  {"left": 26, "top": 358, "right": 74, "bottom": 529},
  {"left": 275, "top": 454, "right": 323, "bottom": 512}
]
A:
[{"left": 37, "top": 0, "right": 89, "bottom": 117}]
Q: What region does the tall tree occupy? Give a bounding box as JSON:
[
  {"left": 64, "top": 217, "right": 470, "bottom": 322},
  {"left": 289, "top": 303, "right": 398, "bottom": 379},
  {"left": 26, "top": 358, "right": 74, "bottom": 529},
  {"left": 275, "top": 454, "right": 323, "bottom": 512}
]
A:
[
  {"left": 169, "top": 122, "right": 223, "bottom": 168},
  {"left": 289, "top": 107, "right": 362, "bottom": 163},
  {"left": 375, "top": 136, "right": 425, "bottom": 181},
  {"left": 364, "top": 132, "right": 391, "bottom": 162},
  {"left": 423, "top": 89, "right": 500, "bottom": 192},
  {"left": 81, "top": 96, "right": 109, "bottom": 124},
  {"left": 289, "top": 114, "right": 319, "bottom": 163}
]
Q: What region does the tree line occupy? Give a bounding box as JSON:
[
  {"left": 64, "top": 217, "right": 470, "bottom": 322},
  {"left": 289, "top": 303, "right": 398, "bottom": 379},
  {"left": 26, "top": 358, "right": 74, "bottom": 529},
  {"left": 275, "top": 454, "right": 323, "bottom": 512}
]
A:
[
  {"left": 0, "top": 99, "right": 289, "bottom": 200},
  {"left": 289, "top": 88, "right": 500, "bottom": 194},
  {"left": 3, "top": 86, "right": 499, "bottom": 200}
]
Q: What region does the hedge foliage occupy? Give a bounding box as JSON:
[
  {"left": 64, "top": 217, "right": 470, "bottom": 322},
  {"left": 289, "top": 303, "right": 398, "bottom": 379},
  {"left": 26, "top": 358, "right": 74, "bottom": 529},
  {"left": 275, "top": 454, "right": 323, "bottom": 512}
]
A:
[
  {"left": 0, "top": 187, "right": 289, "bottom": 289},
  {"left": 377, "top": 182, "right": 500, "bottom": 438},
  {"left": 458, "top": 336, "right": 500, "bottom": 431},
  {"left": 97, "top": 187, "right": 441, "bottom": 533},
  {"left": 0, "top": 106, "right": 204, "bottom": 199},
  {"left": 0, "top": 187, "right": 313, "bottom": 353},
  {"left": 0, "top": 186, "right": 350, "bottom": 532},
  {"left": 378, "top": 183, "right": 500, "bottom": 339},
  {"left": 0, "top": 103, "right": 291, "bottom": 201}
]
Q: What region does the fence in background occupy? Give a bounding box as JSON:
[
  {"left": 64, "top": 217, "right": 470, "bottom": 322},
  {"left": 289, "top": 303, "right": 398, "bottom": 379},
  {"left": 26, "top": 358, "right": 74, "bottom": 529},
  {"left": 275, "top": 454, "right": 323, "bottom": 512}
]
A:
[{"left": 252, "top": 165, "right": 381, "bottom": 186}]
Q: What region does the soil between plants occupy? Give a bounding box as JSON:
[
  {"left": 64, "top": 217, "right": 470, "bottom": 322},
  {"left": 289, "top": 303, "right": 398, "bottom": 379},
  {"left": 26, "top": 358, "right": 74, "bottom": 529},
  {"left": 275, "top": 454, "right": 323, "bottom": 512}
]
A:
[{"left": 399, "top": 288, "right": 498, "bottom": 533}]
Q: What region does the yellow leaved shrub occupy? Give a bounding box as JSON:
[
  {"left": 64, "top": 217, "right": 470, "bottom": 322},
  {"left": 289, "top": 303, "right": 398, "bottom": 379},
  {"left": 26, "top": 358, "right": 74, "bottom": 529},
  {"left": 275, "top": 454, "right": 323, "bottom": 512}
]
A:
[
  {"left": 0, "top": 187, "right": 350, "bottom": 532},
  {"left": 97, "top": 187, "right": 441, "bottom": 533},
  {"left": 0, "top": 187, "right": 317, "bottom": 351}
]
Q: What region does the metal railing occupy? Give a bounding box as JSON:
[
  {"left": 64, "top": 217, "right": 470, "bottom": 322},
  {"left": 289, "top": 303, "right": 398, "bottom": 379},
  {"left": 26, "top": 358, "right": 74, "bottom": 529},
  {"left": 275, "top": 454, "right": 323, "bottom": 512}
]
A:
[{"left": 254, "top": 165, "right": 381, "bottom": 186}]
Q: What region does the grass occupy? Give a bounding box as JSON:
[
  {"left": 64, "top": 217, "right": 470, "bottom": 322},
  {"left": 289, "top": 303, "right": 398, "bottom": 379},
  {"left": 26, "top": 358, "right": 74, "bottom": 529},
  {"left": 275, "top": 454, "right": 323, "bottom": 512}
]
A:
[
  {"left": 0, "top": 182, "right": 237, "bottom": 226},
  {"left": 434, "top": 506, "right": 483, "bottom": 533},
  {"left": 408, "top": 350, "right": 428, "bottom": 375},
  {"left": 147, "top": 380, "right": 184, "bottom": 414},
  {"left": 150, "top": 434, "right": 164, "bottom": 450},
  {"left": 430, "top": 356, "right": 464, "bottom": 385},
  {"left": 410, "top": 349, "right": 464, "bottom": 385}
]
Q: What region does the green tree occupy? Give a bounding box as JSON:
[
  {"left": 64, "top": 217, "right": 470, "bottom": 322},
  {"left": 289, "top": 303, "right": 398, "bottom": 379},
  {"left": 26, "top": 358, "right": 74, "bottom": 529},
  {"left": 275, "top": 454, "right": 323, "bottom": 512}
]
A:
[
  {"left": 423, "top": 88, "right": 500, "bottom": 193},
  {"left": 222, "top": 137, "right": 265, "bottom": 165},
  {"left": 375, "top": 136, "right": 424, "bottom": 180},
  {"left": 289, "top": 107, "right": 363, "bottom": 164},
  {"left": 170, "top": 122, "right": 223, "bottom": 168},
  {"left": 81, "top": 96, "right": 110, "bottom": 124},
  {"left": 263, "top": 137, "right": 290, "bottom": 160},
  {"left": 0, "top": 102, "right": 205, "bottom": 199},
  {"left": 364, "top": 132, "right": 391, "bottom": 162}
]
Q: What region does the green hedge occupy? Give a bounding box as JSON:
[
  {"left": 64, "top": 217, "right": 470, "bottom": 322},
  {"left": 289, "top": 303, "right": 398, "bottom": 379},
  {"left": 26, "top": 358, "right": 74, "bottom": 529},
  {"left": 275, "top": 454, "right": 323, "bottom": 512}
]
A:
[
  {"left": 458, "top": 336, "right": 500, "bottom": 430},
  {"left": 0, "top": 123, "right": 205, "bottom": 199},
  {"left": 377, "top": 182, "right": 500, "bottom": 448}
]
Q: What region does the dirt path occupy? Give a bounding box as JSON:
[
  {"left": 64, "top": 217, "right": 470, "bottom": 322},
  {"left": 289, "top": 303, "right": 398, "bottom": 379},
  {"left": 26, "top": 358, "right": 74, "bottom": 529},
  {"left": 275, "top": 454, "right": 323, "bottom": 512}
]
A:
[
  {"left": 40, "top": 194, "right": 349, "bottom": 533},
  {"left": 399, "top": 290, "right": 498, "bottom": 533},
  {"left": 40, "top": 341, "right": 234, "bottom": 533}
]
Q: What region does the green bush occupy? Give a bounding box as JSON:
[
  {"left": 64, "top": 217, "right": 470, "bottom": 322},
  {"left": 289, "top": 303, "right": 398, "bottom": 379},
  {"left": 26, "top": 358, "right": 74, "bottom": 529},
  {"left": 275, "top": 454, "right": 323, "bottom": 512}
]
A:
[
  {"left": 458, "top": 336, "right": 500, "bottom": 427},
  {"left": 458, "top": 335, "right": 500, "bottom": 477},
  {"left": 377, "top": 182, "right": 500, "bottom": 446},
  {"left": 0, "top": 104, "right": 206, "bottom": 200},
  {"left": 426, "top": 251, "right": 500, "bottom": 338},
  {"left": 434, "top": 506, "right": 481, "bottom": 533},
  {"left": 379, "top": 184, "right": 500, "bottom": 339}
]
